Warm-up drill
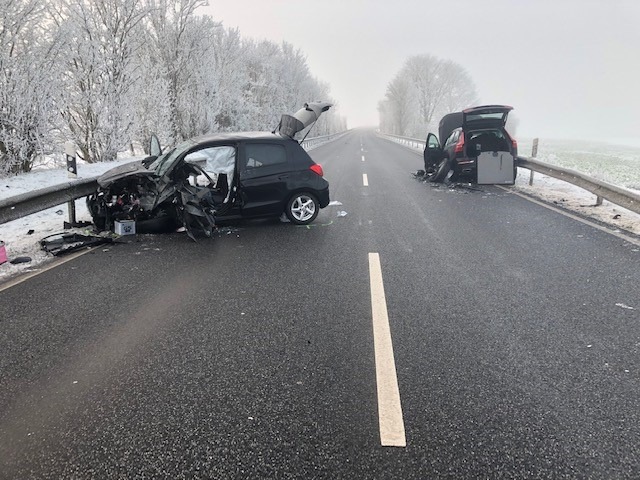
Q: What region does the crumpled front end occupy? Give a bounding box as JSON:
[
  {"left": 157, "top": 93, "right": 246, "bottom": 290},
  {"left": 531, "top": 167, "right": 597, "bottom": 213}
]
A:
[{"left": 87, "top": 168, "right": 220, "bottom": 240}]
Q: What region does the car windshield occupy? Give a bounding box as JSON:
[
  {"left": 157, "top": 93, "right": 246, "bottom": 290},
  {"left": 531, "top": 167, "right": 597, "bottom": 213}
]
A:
[{"left": 148, "top": 139, "right": 197, "bottom": 176}]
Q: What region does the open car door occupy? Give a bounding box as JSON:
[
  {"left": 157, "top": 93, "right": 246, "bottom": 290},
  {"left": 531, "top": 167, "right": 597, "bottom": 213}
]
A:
[{"left": 423, "top": 133, "right": 443, "bottom": 171}]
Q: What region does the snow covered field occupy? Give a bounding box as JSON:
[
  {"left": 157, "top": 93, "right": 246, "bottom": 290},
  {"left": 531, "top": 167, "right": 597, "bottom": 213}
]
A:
[
  {"left": 1, "top": 138, "right": 640, "bottom": 283},
  {"left": 517, "top": 137, "right": 640, "bottom": 191}
]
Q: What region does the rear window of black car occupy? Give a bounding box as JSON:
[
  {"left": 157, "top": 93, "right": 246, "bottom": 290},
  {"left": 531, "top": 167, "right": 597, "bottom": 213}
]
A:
[{"left": 244, "top": 143, "right": 287, "bottom": 169}]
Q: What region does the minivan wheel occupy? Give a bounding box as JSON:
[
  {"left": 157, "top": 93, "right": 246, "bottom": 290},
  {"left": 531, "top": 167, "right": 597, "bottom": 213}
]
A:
[
  {"left": 430, "top": 157, "right": 452, "bottom": 183},
  {"left": 285, "top": 192, "right": 319, "bottom": 225}
]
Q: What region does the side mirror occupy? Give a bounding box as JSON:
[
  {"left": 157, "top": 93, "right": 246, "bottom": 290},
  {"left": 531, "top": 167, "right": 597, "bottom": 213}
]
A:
[{"left": 150, "top": 134, "right": 162, "bottom": 157}]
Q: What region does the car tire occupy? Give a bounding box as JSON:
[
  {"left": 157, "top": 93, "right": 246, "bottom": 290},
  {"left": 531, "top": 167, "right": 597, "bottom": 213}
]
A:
[
  {"left": 430, "top": 157, "right": 452, "bottom": 183},
  {"left": 285, "top": 192, "right": 319, "bottom": 225}
]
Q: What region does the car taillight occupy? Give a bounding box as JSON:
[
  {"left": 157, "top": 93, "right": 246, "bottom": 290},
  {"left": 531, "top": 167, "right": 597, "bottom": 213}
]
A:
[
  {"left": 454, "top": 132, "right": 465, "bottom": 154},
  {"left": 310, "top": 164, "right": 324, "bottom": 176}
]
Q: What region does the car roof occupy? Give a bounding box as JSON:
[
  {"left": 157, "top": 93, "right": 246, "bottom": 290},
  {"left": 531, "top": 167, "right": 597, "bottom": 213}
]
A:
[{"left": 192, "top": 131, "right": 291, "bottom": 144}]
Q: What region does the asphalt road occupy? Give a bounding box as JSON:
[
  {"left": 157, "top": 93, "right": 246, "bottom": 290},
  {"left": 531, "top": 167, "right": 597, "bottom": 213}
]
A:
[{"left": 1, "top": 129, "right": 639, "bottom": 479}]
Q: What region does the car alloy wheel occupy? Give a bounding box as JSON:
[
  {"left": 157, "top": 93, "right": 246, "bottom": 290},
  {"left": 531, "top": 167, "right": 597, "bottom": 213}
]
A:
[{"left": 286, "top": 192, "right": 319, "bottom": 225}]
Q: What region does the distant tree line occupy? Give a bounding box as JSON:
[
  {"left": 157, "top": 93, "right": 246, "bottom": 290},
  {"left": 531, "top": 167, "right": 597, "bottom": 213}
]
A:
[
  {"left": 378, "top": 54, "right": 478, "bottom": 139},
  {"left": 0, "top": 0, "right": 346, "bottom": 175}
]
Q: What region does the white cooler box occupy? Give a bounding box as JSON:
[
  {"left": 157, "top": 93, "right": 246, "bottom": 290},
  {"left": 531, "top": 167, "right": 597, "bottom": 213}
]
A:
[{"left": 476, "top": 152, "right": 515, "bottom": 185}]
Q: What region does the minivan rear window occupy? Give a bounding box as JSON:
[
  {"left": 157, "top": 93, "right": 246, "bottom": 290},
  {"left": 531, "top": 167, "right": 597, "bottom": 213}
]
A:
[{"left": 465, "top": 112, "right": 505, "bottom": 122}]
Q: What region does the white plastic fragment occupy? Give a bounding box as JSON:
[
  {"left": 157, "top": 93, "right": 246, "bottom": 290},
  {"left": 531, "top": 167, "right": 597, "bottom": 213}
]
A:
[
  {"left": 616, "top": 303, "right": 635, "bottom": 310},
  {"left": 328, "top": 200, "right": 343, "bottom": 206},
  {"left": 337, "top": 211, "right": 348, "bottom": 217}
]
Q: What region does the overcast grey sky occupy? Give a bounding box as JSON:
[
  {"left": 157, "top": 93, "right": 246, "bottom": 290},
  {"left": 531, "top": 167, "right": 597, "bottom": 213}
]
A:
[{"left": 201, "top": 0, "right": 640, "bottom": 143}]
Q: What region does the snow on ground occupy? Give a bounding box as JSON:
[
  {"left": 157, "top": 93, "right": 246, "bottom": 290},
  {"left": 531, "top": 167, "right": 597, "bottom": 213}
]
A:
[
  {"left": 1, "top": 140, "right": 640, "bottom": 283},
  {"left": 512, "top": 168, "right": 640, "bottom": 237},
  {"left": 0, "top": 157, "right": 141, "bottom": 283}
]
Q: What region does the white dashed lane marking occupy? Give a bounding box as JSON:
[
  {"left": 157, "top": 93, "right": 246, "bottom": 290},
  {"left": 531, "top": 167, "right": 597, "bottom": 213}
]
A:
[{"left": 368, "top": 253, "right": 406, "bottom": 447}]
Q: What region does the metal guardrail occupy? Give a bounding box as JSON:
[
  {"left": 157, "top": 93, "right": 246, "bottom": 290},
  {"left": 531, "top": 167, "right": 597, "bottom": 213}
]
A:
[
  {"left": 0, "top": 178, "right": 98, "bottom": 225},
  {"left": 517, "top": 156, "right": 640, "bottom": 214},
  {"left": 0, "top": 134, "right": 346, "bottom": 226},
  {"left": 301, "top": 131, "right": 345, "bottom": 149},
  {"left": 379, "top": 132, "right": 640, "bottom": 215}
]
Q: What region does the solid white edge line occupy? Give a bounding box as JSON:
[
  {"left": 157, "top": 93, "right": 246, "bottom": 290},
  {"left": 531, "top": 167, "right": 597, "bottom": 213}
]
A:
[
  {"left": 498, "top": 186, "right": 640, "bottom": 247},
  {"left": 0, "top": 247, "right": 99, "bottom": 292},
  {"left": 368, "top": 252, "right": 406, "bottom": 447},
  {"left": 363, "top": 173, "right": 369, "bottom": 187}
]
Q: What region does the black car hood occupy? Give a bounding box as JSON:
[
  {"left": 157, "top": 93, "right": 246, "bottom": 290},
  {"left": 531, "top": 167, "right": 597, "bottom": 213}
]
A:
[{"left": 97, "top": 160, "right": 156, "bottom": 188}]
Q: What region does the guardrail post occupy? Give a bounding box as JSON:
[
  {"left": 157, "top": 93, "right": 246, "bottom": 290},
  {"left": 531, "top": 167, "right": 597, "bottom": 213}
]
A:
[
  {"left": 529, "top": 138, "right": 539, "bottom": 185},
  {"left": 65, "top": 142, "right": 78, "bottom": 226},
  {"left": 65, "top": 141, "right": 77, "bottom": 178}
]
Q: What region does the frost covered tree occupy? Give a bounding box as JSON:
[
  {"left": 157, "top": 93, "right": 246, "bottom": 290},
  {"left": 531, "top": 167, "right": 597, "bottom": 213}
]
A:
[
  {"left": 235, "top": 39, "right": 340, "bottom": 134},
  {"left": 382, "top": 74, "right": 414, "bottom": 136},
  {"left": 0, "top": 0, "right": 58, "bottom": 174},
  {"left": 143, "top": 0, "right": 217, "bottom": 145},
  {"left": 50, "top": 0, "right": 148, "bottom": 163},
  {"left": 209, "top": 27, "right": 248, "bottom": 131},
  {"left": 1, "top": 0, "right": 345, "bottom": 173},
  {"left": 380, "top": 54, "right": 478, "bottom": 138}
]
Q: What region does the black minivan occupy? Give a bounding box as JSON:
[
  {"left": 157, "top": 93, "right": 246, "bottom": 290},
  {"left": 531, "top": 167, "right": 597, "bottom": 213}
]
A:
[{"left": 87, "top": 103, "right": 332, "bottom": 239}]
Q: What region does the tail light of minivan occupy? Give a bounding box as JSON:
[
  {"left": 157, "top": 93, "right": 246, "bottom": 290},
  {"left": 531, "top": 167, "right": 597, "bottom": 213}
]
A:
[
  {"left": 454, "top": 132, "right": 465, "bottom": 154},
  {"left": 310, "top": 164, "right": 324, "bottom": 176}
]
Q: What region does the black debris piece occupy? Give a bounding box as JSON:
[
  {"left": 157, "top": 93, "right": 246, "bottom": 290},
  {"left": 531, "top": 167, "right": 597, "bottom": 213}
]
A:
[
  {"left": 64, "top": 220, "right": 93, "bottom": 229},
  {"left": 40, "top": 232, "right": 114, "bottom": 256},
  {"left": 10, "top": 256, "right": 31, "bottom": 264}
]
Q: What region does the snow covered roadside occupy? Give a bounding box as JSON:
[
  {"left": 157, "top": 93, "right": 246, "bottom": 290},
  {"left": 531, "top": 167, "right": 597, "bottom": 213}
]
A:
[
  {"left": 0, "top": 158, "right": 140, "bottom": 283},
  {"left": 512, "top": 168, "right": 640, "bottom": 237}
]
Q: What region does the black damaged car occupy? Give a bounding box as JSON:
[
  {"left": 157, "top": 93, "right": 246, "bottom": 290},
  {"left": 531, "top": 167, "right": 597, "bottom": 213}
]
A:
[{"left": 87, "top": 102, "right": 332, "bottom": 239}]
